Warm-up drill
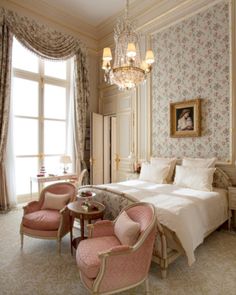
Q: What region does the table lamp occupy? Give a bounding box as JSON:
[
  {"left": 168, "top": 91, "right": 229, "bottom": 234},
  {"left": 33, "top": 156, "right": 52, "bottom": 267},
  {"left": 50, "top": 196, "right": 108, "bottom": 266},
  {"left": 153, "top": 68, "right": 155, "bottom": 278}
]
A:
[{"left": 60, "top": 155, "right": 72, "bottom": 174}]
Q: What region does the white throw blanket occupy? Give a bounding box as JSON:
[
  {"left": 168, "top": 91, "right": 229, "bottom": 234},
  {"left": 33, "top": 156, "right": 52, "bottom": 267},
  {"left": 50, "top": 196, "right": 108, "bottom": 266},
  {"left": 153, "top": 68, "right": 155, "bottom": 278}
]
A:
[{"left": 100, "top": 180, "right": 228, "bottom": 265}]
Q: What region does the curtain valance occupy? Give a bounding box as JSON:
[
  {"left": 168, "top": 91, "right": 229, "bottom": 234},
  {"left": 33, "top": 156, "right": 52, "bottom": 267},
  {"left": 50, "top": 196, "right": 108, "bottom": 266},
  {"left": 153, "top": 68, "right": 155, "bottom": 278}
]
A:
[{"left": 0, "top": 7, "right": 86, "bottom": 60}]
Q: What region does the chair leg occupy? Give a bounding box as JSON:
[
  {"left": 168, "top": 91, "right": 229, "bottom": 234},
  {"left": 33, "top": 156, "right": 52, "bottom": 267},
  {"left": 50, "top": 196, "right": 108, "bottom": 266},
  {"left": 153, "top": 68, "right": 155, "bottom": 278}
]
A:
[
  {"left": 145, "top": 277, "right": 151, "bottom": 294},
  {"left": 161, "top": 268, "right": 167, "bottom": 279},
  {"left": 20, "top": 233, "right": 24, "bottom": 249},
  {"left": 57, "top": 239, "right": 61, "bottom": 254}
]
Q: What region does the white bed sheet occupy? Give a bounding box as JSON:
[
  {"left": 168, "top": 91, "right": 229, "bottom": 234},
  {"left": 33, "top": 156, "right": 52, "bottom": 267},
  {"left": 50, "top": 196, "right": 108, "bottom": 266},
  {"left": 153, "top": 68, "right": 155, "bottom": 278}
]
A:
[{"left": 100, "top": 180, "right": 228, "bottom": 265}]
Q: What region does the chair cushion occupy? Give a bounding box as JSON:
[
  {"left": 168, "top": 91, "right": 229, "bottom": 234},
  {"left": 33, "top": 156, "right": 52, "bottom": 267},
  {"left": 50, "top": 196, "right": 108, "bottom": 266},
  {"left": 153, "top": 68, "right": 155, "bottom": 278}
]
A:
[
  {"left": 76, "top": 236, "right": 121, "bottom": 279},
  {"left": 41, "top": 192, "right": 70, "bottom": 210},
  {"left": 22, "top": 210, "right": 61, "bottom": 231},
  {"left": 114, "top": 211, "right": 140, "bottom": 246}
]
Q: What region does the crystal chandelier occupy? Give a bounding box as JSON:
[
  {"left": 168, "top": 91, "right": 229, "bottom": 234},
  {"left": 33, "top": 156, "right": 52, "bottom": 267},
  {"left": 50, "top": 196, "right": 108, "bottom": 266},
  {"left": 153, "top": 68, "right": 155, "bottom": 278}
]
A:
[{"left": 102, "top": 0, "right": 154, "bottom": 90}]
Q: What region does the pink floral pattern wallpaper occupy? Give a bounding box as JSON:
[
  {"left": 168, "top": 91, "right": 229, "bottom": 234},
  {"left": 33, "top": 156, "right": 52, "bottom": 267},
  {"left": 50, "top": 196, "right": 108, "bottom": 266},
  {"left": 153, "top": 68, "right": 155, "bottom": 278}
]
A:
[{"left": 152, "top": 1, "right": 230, "bottom": 162}]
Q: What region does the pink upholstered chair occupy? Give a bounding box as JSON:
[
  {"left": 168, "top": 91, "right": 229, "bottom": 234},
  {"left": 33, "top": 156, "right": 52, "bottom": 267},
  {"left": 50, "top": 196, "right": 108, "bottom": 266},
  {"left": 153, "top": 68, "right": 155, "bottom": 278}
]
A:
[
  {"left": 76, "top": 202, "right": 157, "bottom": 295},
  {"left": 20, "top": 182, "right": 76, "bottom": 253}
]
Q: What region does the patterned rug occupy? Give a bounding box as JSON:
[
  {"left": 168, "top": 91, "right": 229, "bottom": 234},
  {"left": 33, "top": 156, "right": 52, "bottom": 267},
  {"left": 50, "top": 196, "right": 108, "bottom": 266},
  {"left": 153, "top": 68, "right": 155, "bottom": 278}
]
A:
[{"left": 1, "top": 209, "right": 236, "bottom": 295}]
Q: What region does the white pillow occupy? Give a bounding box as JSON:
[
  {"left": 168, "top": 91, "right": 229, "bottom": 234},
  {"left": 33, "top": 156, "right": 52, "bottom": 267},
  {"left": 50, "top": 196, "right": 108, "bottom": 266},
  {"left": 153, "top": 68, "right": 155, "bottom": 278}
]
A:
[
  {"left": 150, "top": 157, "right": 177, "bottom": 183},
  {"left": 42, "top": 192, "right": 70, "bottom": 210},
  {"left": 139, "top": 163, "right": 170, "bottom": 184},
  {"left": 174, "top": 166, "right": 215, "bottom": 191},
  {"left": 182, "top": 157, "right": 217, "bottom": 168},
  {"left": 114, "top": 211, "right": 140, "bottom": 246}
]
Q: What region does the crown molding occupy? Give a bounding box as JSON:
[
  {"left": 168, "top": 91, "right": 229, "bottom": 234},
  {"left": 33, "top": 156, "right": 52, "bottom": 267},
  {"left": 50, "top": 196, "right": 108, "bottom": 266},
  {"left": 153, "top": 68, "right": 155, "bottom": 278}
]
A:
[
  {"left": 138, "top": 0, "right": 226, "bottom": 35},
  {"left": 97, "top": 0, "right": 225, "bottom": 49},
  {"left": 1, "top": 0, "right": 98, "bottom": 51}
]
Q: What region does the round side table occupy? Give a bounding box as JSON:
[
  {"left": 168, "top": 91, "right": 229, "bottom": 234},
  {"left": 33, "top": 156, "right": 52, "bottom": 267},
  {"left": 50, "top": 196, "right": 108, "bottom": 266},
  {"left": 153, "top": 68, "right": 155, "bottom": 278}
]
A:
[{"left": 67, "top": 200, "right": 105, "bottom": 255}]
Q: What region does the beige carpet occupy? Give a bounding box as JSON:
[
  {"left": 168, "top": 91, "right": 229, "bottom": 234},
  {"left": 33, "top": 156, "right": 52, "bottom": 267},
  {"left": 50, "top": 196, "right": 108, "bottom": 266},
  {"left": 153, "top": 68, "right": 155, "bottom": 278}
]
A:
[{"left": 1, "top": 209, "right": 236, "bottom": 295}]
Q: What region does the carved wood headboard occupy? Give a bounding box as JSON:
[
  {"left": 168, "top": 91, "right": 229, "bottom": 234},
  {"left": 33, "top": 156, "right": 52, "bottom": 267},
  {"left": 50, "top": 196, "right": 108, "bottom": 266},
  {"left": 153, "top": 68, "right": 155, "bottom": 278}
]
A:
[{"left": 213, "top": 167, "right": 232, "bottom": 189}]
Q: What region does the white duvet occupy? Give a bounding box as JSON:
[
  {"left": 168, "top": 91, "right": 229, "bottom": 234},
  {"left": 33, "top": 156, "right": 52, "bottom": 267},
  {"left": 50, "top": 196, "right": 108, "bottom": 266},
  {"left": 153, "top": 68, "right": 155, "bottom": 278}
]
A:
[{"left": 100, "top": 180, "right": 228, "bottom": 265}]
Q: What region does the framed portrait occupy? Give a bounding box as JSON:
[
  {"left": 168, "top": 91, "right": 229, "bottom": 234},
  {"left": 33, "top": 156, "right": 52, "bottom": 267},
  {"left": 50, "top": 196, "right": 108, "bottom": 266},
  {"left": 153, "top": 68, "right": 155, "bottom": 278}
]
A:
[{"left": 170, "top": 98, "right": 201, "bottom": 138}]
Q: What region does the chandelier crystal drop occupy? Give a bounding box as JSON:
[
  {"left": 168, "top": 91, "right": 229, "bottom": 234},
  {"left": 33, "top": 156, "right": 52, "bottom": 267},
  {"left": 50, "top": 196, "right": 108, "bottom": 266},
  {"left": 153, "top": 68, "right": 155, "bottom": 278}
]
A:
[{"left": 102, "top": 0, "right": 154, "bottom": 90}]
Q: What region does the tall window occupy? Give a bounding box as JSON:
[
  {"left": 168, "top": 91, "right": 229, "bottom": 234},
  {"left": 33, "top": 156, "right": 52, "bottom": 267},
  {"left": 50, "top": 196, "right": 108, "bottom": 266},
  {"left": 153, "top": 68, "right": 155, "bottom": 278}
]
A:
[{"left": 12, "top": 38, "right": 72, "bottom": 199}]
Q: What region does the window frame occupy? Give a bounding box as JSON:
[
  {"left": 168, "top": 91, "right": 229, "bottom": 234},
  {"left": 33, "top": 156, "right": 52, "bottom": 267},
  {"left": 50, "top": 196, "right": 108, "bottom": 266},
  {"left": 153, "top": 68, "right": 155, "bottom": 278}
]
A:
[{"left": 12, "top": 43, "right": 72, "bottom": 198}]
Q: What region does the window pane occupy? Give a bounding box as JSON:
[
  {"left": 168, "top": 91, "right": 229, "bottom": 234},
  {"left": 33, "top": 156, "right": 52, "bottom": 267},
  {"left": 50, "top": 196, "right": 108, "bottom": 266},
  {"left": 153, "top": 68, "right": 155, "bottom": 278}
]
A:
[
  {"left": 13, "top": 78, "right": 38, "bottom": 117},
  {"left": 44, "top": 120, "right": 66, "bottom": 154},
  {"left": 14, "top": 118, "right": 38, "bottom": 155},
  {"left": 44, "top": 84, "right": 66, "bottom": 119},
  {"left": 44, "top": 156, "right": 61, "bottom": 175},
  {"left": 12, "top": 38, "right": 39, "bottom": 73},
  {"left": 44, "top": 60, "right": 67, "bottom": 79},
  {"left": 15, "top": 157, "right": 38, "bottom": 195}
]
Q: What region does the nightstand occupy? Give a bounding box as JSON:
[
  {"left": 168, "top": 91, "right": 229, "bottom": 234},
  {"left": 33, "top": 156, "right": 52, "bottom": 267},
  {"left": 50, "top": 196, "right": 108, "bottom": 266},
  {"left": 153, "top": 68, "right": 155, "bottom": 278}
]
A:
[{"left": 228, "top": 186, "right": 236, "bottom": 230}]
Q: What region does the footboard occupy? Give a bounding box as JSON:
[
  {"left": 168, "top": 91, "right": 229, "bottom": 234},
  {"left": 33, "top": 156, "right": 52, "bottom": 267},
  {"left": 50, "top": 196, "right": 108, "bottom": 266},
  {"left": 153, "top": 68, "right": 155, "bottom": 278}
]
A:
[{"left": 78, "top": 185, "right": 180, "bottom": 278}]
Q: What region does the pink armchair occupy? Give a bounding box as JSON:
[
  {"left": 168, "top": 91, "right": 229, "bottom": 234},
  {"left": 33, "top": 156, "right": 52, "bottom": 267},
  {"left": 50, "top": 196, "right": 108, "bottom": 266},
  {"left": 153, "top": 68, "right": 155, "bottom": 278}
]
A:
[
  {"left": 20, "top": 182, "right": 76, "bottom": 253},
  {"left": 76, "top": 202, "right": 157, "bottom": 294}
]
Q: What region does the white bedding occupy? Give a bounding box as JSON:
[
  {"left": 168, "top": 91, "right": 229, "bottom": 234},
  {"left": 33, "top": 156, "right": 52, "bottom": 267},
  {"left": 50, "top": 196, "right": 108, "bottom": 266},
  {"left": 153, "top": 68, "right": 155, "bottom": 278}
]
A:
[{"left": 100, "top": 180, "right": 228, "bottom": 265}]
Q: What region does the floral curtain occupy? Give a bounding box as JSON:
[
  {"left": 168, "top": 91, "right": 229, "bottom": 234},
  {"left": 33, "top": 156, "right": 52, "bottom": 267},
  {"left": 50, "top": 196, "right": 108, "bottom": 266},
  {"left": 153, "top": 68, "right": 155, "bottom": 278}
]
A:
[
  {"left": 0, "top": 18, "right": 13, "bottom": 211},
  {"left": 0, "top": 8, "right": 90, "bottom": 210}
]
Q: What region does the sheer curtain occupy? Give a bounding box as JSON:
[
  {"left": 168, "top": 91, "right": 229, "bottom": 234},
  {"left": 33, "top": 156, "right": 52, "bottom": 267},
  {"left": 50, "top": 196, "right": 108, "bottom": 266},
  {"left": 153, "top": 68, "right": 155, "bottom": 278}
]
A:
[{"left": 0, "top": 8, "right": 90, "bottom": 211}]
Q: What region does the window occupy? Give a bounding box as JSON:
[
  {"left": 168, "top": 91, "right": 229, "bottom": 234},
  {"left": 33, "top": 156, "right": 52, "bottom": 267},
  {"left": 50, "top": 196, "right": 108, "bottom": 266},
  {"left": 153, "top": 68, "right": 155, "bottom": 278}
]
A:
[{"left": 12, "top": 38, "right": 72, "bottom": 198}]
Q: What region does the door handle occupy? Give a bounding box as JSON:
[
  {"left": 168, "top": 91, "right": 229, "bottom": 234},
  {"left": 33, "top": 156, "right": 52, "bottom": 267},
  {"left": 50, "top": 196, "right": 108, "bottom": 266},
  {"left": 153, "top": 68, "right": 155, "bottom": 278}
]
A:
[{"left": 114, "top": 154, "right": 120, "bottom": 170}]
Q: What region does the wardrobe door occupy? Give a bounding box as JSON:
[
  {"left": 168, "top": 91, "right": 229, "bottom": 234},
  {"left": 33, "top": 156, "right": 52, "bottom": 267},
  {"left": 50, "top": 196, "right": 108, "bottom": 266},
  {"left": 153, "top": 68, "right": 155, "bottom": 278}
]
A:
[
  {"left": 90, "top": 112, "right": 103, "bottom": 184},
  {"left": 103, "top": 116, "right": 111, "bottom": 184},
  {"left": 116, "top": 111, "right": 133, "bottom": 181},
  {"left": 111, "top": 117, "right": 117, "bottom": 183}
]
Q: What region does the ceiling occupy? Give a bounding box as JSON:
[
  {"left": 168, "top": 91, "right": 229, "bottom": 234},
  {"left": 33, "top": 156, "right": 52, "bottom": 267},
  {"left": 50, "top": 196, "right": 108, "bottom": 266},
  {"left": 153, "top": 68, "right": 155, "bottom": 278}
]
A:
[{"left": 40, "top": 0, "right": 136, "bottom": 27}]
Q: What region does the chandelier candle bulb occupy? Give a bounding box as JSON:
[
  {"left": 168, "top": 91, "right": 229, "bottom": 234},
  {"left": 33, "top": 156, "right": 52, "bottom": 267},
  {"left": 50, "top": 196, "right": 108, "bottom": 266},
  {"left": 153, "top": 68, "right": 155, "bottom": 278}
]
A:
[
  {"left": 103, "top": 47, "right": 112, "bottom": 61},
  {"left": 127, "top": 43, "right": 137, "bottom": 57},
  {"left": 102, "top": 60, "right": 110, "bottom": 70}
]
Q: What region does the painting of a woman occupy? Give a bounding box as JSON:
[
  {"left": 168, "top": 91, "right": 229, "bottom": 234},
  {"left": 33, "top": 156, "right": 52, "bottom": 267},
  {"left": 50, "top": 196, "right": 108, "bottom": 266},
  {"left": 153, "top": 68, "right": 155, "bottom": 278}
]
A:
[{"left": 177, "top": 108, "right": 194, "bottom": 131}]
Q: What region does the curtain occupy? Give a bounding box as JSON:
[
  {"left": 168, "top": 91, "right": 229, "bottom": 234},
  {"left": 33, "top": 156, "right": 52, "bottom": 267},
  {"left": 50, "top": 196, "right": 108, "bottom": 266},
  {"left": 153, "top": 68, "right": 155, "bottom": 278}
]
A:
[
  {"left": 0, "top": 8, "right": 90, "bottom": 210},
  {"left": 0, "top": 19, "right": 13, "bottom": 211},
  {"left": 73, "top": 53, "right": 89, "bottom": 174}
]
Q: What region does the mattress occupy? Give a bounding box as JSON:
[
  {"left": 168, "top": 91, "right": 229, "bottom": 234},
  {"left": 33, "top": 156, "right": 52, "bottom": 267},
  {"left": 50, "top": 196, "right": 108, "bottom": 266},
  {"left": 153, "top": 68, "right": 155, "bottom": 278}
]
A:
[{"left": 100, "top": 180, "right": 228, "bottom": 265}]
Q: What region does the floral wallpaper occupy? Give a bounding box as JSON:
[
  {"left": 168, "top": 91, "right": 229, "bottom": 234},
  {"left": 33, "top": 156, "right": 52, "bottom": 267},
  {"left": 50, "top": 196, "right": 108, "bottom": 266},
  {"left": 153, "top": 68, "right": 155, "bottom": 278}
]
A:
[{"left": 152, "top": 1, "right": 230, "bottom": 161}]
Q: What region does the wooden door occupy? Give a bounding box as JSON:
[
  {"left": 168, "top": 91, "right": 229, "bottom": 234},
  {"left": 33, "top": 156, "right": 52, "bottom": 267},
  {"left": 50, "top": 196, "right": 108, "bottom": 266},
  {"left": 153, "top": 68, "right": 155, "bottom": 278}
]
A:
[
  {"left": 111, "top": 117, "right": 117, "bottom": 182},
  {"left": 116, "top": 112, "right": 133, "bottom": 181},
  {"left": 90, "top": 113, "right": 103, "bottom": 184},
  {"left": 103, "top": 116, "right": 111, "bottom": 184}
]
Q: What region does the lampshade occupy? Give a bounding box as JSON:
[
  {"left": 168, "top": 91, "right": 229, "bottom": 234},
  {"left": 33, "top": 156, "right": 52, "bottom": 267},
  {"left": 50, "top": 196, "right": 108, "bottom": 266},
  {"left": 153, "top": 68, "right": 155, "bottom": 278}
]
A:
[
  {"left": 60, "top": 155, "right": 72, "bottom": 164},
  {"left": 145, "top": 50, "right": 155, "bottom": 64},
  {"left": 103, "top": 47, "right": 112, "bottom": 61}
]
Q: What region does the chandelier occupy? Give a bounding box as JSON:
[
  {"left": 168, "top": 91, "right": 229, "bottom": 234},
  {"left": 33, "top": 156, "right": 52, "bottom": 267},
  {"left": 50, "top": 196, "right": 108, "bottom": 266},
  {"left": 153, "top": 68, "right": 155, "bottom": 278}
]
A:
[{"left": 102, "top": 0, "right": 154, "bottom": 90}]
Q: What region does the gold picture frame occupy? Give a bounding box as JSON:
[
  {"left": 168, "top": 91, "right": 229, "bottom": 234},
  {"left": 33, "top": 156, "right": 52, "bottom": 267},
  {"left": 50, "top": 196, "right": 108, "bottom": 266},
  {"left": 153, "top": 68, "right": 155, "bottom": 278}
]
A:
[{"left": 170, "top": 98, "right": 201, "bottom": 138}]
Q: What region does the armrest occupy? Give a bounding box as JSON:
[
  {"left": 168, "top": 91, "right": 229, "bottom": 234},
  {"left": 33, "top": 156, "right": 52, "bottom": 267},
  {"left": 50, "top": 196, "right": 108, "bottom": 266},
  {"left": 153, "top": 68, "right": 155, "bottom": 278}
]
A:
[
  {"left": 23, "top": 201, "right": 41, "bottom": 215},
  {"left": 99, "top": 245, "right": 131, "bottom": 256},
  {"left": 88, "top": 220, "right": 115, "bottom": 238},
  {"left": 97, "top": 244, "right": 149, "bottom": 290}
]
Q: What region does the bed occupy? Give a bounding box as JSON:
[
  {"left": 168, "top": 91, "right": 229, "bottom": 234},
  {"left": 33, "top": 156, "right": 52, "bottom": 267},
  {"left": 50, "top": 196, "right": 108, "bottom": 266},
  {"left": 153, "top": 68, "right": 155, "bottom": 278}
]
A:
[{"left": 78, "top": 167, "right": 231, "bottom": 278}]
